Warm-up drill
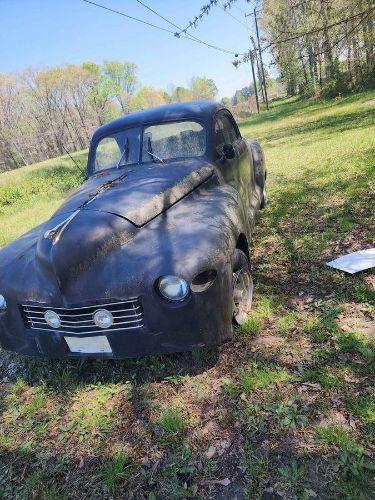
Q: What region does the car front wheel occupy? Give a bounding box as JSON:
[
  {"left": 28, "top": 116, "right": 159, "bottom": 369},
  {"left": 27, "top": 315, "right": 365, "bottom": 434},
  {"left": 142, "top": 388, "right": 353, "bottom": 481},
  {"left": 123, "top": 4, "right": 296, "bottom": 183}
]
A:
[{"left": 232, "top": 249, "right": 253, "bottom": 327}]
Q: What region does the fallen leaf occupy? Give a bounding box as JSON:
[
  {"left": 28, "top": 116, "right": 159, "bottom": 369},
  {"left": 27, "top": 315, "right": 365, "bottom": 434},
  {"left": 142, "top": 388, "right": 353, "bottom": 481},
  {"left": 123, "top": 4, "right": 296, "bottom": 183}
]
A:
[
  {"left": 205, "top": 446, "right": 216, "bottom": 459},
  {"left": 302, "top": 382, "right": 322, "bottom": 390},
  {"left": 203, "top": 478, "right": 231, "bottom": 486},
  {"left": 306, "top": 489, "right": 317, "bottom": 498}
]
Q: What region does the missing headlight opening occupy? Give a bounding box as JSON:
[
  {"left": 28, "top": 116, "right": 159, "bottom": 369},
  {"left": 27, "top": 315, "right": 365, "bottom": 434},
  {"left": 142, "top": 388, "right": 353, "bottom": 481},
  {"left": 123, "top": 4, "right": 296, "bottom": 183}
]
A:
[{"left": 191, "top": 270, "right": 218, "bottom": 292}]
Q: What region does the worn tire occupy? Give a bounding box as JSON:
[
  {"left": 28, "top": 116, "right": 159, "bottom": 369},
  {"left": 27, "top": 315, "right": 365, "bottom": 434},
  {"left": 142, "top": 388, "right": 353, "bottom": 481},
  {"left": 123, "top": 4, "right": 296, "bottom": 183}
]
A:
[
  {"left": 232, "top": 249, "right": 253, "bottom": 327},
  {"left": 260, "top": 187, "right": 268, "bottom": 209}
]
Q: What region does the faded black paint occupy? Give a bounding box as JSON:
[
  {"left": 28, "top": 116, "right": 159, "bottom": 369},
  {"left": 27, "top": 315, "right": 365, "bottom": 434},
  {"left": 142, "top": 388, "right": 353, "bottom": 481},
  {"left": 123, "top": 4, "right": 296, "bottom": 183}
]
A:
[{"left": 0, "top": 102, "right": 266, "bottom": 358}]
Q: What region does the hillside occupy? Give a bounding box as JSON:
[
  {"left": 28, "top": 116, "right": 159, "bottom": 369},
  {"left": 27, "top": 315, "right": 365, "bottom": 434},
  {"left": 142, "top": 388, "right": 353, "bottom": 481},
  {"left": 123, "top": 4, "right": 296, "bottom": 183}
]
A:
[{"left": 0, "top": 91, "right": 374, "bottom": 498}]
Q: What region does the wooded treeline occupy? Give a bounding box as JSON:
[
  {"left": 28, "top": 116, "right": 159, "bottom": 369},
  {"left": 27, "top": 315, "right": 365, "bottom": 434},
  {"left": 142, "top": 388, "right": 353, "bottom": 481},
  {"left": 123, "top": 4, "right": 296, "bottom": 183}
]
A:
[
  {"left": 0, "top": 63, "right": 218, "bottom": 172},
  {"left": 180, "top": 0, "right": 373, "bottom": 96},
  {"left": 262, "top": 0, "right": 374, "bottom": 96}
]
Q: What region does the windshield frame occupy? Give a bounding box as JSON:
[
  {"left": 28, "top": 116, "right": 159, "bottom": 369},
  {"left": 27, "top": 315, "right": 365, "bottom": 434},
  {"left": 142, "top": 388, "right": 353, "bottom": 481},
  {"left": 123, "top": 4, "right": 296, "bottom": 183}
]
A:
[
  {"left": 140, "top": 118, "right": 207, "bottom": 164},
  {"left": 88, "top": 118, "right": 208, "bottom": 176},
  {"left": 91, "top": 126, "right": 141, "bottom": 174}
]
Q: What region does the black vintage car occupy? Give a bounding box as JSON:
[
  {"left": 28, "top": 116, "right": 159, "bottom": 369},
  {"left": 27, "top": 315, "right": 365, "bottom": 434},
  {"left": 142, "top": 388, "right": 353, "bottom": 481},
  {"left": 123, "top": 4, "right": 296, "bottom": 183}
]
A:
[{"left": 0, "top": 102, "right": 266, "bottom": 358}]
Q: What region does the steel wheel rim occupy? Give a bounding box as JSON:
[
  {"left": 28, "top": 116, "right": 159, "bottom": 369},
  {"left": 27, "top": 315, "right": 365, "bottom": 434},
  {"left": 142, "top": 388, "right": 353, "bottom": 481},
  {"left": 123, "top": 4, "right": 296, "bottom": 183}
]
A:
[{"left": 233, "top": 268, "right": 253, "bottom": 325}]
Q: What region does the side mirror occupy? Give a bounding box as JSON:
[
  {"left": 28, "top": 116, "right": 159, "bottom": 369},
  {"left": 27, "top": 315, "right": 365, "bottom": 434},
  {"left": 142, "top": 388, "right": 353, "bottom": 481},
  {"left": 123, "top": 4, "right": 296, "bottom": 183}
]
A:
[{"left": 222, "top": 143, "right": 235, "bottom": 160}]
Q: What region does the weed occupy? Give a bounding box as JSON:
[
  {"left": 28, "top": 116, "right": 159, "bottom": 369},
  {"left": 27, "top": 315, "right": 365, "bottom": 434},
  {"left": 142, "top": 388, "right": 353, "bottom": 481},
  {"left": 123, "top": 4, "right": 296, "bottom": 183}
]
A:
[
  {"left": 337, "top": 332, "right": 375, "bottom": 365},
  {"left": 316, "top": 424, "right": 360, "bottom": 453},
  {"left": 278, "top": 457, "right": 304, "bottom": 486},
  {"left": 297, "top": 365, "right": 347, "bottom": 390},
  {"left": 238, "top": 313, "right": 264, "bottom": 336},
  {"left": 243, "top": 403, "right": 265, "bottom": 436},
  {"left": 158, "top": 406, "right": 187, "bottom": 443},
  {"left": 101, "top": 451, "right": 133, "bottom": 491},
  {"left": 237, "top": 364, "right": 290, "bottom": 395},
  {"left": 244, "top": 440, "right": 268, "bottom": 493},
  {"left": 303, "top": 315, "right": 332, "bottom": 343},
  {"left": 277, "top": 311, "right": 298, "bottom": 336},
  {"left": 255, "top": 296, "right": 282, "bottom": 319},
  {"left": 344, "top": 393, "right": 375, "bottom": 438},
  {"left": 268, "top": 398, "right": 308, "bottom": 429}
]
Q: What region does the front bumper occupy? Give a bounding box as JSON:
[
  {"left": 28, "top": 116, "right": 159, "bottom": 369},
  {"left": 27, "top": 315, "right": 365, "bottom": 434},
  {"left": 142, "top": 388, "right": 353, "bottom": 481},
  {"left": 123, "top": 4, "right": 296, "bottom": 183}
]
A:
[{"left": 0, "top": 265, "right": 233, "bottom": 359}]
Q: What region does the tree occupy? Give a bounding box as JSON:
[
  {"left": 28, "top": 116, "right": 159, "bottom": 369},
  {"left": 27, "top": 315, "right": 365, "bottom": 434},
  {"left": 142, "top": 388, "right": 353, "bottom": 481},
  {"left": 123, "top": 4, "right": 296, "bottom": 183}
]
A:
[
  {"left": 190, "top": 77, "right": 218, "bottom": 101},
  {"left": 134, "top": 86, "right": 168, "bottom": 110},
  {"left": 103, "top": 60, "right": 138, "bottom": 112},
  {"left": 170, "top": 86, "right": 193, "bottom": 102},
  {"left": 232, "top": 86, "right": 254, "bottom": 105}
]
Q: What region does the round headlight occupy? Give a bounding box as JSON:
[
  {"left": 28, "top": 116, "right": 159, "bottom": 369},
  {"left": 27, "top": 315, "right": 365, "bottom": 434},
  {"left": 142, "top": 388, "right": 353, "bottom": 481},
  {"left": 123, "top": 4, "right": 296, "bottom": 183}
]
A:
[
  {"left": 158, "top": 276, "right": 189, "bottom": 301},
  {"left": 93, "top": 309, "right": 114, "bottom": 329},
  {"left": 44, "top": 310, "right": 61, "bottom": 329},
  {"left": 0, "top": 295, "right": 7, "bottom": 311}
]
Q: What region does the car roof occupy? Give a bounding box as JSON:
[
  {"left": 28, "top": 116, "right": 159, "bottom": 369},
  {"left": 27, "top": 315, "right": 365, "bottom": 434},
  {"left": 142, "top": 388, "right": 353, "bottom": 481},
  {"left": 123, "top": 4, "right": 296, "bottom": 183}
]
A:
[{"left": 91, "top": 101, "right": 224, "bottom": 141}]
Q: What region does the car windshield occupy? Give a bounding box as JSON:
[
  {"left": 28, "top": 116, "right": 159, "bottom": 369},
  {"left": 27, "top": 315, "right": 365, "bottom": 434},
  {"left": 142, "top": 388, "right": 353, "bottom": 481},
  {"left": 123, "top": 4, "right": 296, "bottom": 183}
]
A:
[
  {"left": 142, "top": 121, "right": 205, "bottom": 163},
  {"left": 93, "top": 127, "right": 140, "bottom": 172},
  {"left": 92, "top": 120, "right": 206, "bottom": 172}
]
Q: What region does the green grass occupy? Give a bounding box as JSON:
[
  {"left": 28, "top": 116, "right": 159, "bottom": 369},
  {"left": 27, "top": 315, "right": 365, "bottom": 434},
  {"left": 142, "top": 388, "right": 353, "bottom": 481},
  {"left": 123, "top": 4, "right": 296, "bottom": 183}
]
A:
[
  {"left": 316, "top": 424, "right": 360, "bottom": 451},
  {"left": 238, "top": 363, "right": 290, "bottom": 394},
  {"left": 101, "top": 451, "right": 133, "bottom": 492},
  {"left": 157, "top": 406, "right": 188, "bottom": 444},
  {"left": 0, "top": 90, "right": 374, "bottom": 498},
  {"left": 0, "top": 152, "right": 86, "bottom": 247}
]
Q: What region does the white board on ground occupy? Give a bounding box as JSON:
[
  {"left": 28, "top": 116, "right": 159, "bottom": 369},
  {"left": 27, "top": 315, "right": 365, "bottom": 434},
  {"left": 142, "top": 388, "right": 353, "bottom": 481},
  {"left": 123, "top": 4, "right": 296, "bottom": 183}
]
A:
[{"left": 326, "top": 248, "right": 375, "bottom": 274}]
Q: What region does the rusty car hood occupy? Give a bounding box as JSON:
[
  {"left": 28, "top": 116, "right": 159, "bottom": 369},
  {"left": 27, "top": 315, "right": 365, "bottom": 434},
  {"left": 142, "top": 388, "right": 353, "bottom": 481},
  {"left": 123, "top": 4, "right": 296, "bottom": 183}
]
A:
[{"left": 54, "top": 159, "right": 214, "bottom": 227}]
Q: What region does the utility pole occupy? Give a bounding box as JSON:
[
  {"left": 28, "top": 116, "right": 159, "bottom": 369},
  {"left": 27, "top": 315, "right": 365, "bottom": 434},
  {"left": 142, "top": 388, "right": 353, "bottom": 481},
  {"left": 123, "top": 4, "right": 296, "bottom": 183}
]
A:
[
  {"left": 253, "top": 8, "right": 269, "bottom": 110},
  {"left": 249, "top": 51, "right": 260, "bottom": 114},
  {"left": 251, "top": 36, "right": 265, "bottom": 102},
  {"left": 243, "top": 11, "right": 260, "bottom": 113}
]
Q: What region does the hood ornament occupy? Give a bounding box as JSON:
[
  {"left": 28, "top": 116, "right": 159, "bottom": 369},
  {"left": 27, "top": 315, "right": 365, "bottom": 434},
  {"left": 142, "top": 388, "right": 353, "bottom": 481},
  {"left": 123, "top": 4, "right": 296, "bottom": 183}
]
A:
[{"left": 44, "top": 210, "right": 80, "bottom": 244}]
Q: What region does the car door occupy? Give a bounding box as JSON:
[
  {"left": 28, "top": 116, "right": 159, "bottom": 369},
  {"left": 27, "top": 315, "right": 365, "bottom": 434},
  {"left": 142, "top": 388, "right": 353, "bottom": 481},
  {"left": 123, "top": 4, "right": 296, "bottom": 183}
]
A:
[{"left": 214, "top": 110, "right": 254, "bottom": 228}]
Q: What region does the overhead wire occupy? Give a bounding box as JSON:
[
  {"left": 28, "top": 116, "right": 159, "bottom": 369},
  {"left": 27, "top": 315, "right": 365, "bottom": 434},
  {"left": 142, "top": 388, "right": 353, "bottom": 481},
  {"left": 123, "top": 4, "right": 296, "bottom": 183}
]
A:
[
  {"left": 133, "top": 0, "right": 242, "bottom": 53},
  {"left": 218, "top": 4, "right": 248, "bottom": 29},
  {"left": 82, "top": 0, "right": 244, "bottom": 55}
]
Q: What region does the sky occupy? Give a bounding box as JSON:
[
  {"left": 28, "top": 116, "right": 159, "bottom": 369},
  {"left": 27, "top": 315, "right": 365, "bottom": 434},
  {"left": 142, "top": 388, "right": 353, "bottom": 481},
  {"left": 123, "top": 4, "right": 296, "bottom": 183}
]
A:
[{"left": 0, "top": 0, "right": 274, "bottom": 99}]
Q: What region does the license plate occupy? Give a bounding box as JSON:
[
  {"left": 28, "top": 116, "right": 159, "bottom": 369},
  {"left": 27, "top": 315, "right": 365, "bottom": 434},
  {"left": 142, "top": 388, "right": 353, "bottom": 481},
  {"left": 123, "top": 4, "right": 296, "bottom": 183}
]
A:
[{"left": 65, "top": 336, "right": 112, "bottom": 354}]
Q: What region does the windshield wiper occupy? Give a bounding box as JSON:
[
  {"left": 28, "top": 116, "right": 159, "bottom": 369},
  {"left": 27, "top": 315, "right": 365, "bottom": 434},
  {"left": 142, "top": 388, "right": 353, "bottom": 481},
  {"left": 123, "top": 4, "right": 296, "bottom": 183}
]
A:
[
  {"left": 147, "top": 137, "right": 164, "bottom": 163},
  {"left": 117, "top": 137, "right": 129, "bottom": 168},
  {"left": 147, "top": 150, "right": 164, "bottom": 163}
]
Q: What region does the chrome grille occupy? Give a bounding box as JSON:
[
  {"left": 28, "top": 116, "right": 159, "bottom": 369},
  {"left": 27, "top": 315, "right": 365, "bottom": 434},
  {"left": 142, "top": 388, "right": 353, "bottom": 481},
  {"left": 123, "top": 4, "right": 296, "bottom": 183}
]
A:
[{"left": 22, "top": 299, "right": 143, "bottom": 334}]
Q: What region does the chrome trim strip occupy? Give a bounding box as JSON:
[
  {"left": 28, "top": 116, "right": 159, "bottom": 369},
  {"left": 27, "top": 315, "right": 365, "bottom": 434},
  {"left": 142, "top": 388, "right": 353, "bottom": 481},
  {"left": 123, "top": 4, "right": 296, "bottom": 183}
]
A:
[
  {"left": 25, "top": 311, "right": 143, "bottom": 323},
  {"left": 28, "top": 324, "right": 144, "bottom": 334},
  {"left": 22, "top": 299, "right": 139, "bottom": 311},
  {"left": 23, "top": 307, "right": 141, "bottom": 317}
]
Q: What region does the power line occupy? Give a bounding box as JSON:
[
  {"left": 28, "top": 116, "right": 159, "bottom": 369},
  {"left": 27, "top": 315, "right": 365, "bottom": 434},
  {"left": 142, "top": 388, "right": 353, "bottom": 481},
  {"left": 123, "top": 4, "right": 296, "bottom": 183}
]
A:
[
  {"left": 83, "top": 0, "right": 243, "bottom": 55},
  {"left": 133, "top": 0, "right": 181, "bottom": 31},
  {"left": 219, "top": 4, "right": 247, "bottom": 28},
  {"left": 232, "top": 2, "right": 247, "bottom": 16},
  {"left": 132, "top": 0, "right": 242, "bottom": 54},
  {"left": 83, "top": 0, "right": 176, "bottom": 35}
]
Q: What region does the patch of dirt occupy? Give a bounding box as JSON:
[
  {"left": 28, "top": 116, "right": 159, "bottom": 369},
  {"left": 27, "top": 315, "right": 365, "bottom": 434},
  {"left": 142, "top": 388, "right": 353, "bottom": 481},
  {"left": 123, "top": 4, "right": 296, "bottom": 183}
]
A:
[
  {"left": 252, "top": 335, "right": 283, "bottom": 348},
  {"left": 338, "top": 303, "right": 375, "bottom": 337},
  {"left": 318, "top": 410, "right": 351, "bottom": 430}
]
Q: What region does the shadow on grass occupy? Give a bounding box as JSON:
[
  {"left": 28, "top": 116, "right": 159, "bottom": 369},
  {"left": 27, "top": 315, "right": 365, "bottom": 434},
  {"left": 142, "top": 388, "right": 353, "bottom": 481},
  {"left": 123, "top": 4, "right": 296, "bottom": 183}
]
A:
[
  {"left": 5, "top": 346, "right": 220, "bottom": 393},
  {"left": 261, "top": 107, "right": 375, "bottom": 146}
]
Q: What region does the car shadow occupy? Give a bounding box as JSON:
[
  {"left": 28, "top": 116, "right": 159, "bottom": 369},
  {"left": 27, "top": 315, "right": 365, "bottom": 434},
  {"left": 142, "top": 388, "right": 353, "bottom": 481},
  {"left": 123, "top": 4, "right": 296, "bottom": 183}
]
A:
[{"left": 2, "top": 346, "right": 220, "bottom": 393}]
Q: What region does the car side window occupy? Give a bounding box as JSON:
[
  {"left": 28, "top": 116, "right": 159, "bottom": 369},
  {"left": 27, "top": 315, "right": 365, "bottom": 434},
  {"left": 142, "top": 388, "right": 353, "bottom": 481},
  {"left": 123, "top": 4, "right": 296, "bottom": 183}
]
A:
[
  {"left": 214, "top": 116, "right": 226, "bottom": 153},
  {"left": 221, "top": 112, "right": 240, "bottom": 144},
  {"left": 95, "top": 137, "right": 121, "bottom": 171},
  {"left": 214, "top": 111, "right": 240, "bottom": 155}
]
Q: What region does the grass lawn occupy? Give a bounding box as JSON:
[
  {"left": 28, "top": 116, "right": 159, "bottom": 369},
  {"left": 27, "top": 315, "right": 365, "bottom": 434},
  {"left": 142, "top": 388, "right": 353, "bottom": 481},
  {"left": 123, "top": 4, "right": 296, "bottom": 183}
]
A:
[{"left": 0, "top": 91, "right": 374, "bottom": 499}]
